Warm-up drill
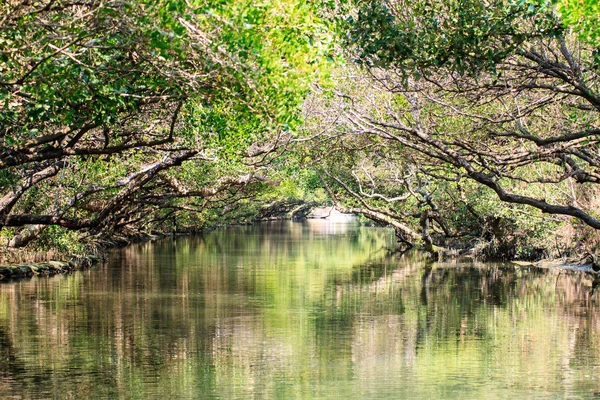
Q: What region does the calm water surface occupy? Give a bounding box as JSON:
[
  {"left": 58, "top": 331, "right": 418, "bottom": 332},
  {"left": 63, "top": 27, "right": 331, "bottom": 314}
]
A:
[{"left": 1, "top": 220, "right": 600, "bottom": 399}]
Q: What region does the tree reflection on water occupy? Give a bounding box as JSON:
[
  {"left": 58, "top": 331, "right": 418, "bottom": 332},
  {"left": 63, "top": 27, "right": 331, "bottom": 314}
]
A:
[{"left": 0, "top": 221, "right": 599, "bottom": 399}]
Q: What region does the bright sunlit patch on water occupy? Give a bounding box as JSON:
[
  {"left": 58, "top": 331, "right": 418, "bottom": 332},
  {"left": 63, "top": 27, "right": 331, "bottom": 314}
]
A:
[{"left": 308, "top": 207, "right": 356, "bottom": 220}]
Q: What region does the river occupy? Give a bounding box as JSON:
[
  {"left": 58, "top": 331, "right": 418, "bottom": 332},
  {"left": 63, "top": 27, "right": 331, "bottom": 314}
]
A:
[{"left": 0, "top": 220, "right": 599, "bottom": 398}]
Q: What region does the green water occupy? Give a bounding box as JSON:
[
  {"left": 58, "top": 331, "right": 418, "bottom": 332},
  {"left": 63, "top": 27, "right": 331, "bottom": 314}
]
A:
[{"left": 1, "top": 220, "right": 600, "bottom": 399}]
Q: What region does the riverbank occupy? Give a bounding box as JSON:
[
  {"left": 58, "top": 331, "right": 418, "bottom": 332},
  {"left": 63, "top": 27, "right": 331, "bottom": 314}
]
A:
[
  {"left": 510, "top": 259, "right": 600, "bottom": 274},
  {"left": 0, "top": 254, "right": 103, "bottom": 280},
  {"left": 0, "top": 231, "right": 169, "bottom": 281},
  {"left": 0, "top": 217, "right": 321, "bottom": 281},
  {"left": 1, "top": 218, "right": 598, "bottom": 281}
]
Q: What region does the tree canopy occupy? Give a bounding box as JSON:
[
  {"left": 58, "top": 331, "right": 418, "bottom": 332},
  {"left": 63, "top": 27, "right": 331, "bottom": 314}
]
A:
[
  {"left": 1, "top": 0, "right": 599, "bottom": 260},
  {"left": 0, "top": 0, "right": 332, "bottom": 249},
  {"left": 302, "top": 0, "right": 600, "bottom": 258}
]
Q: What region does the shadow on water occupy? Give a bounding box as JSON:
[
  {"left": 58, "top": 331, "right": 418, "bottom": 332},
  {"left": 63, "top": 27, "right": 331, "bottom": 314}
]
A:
[{"left": 0, "top": 220, "right": 600, "bottom": 398}]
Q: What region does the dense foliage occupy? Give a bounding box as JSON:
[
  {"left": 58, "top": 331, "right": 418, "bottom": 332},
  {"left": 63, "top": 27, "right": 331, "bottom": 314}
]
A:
[
  {"left": 302, "top": 0, "right": 600, "bottom": 259},
  {"left": 0, "top": 0, "right": 331, "bottom": 251},
  {"left": 557, "top": 0, "right": 600, "bottom": 44}
]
